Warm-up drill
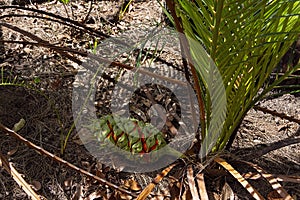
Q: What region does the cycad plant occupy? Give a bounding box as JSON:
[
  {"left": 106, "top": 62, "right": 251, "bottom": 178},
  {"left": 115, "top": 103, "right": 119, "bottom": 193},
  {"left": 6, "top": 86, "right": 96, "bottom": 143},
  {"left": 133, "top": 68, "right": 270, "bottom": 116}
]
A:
[{"left": 166, "top": 0, "right": 300, "bottom": 155}]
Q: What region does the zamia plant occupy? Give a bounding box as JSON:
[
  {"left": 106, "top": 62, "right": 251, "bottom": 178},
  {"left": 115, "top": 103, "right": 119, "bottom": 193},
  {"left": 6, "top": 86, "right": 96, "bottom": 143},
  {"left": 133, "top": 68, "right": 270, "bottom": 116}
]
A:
[{"left": 166, "top": 0, "right": 300, "bottom": 154}]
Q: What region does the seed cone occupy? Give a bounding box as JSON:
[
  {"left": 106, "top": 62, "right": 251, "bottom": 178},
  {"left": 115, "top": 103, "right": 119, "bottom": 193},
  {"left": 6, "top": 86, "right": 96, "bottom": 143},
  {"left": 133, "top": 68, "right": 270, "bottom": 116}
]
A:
[{"left": 86, "top": 115, "right": 168, "bottom": 162}]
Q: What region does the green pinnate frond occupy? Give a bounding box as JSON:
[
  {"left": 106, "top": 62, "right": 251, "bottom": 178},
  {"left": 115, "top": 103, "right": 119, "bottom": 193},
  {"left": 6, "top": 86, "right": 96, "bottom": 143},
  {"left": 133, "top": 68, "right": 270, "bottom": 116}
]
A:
[{"left": 171, "top": 0, "right": 300, "bottom": 152}]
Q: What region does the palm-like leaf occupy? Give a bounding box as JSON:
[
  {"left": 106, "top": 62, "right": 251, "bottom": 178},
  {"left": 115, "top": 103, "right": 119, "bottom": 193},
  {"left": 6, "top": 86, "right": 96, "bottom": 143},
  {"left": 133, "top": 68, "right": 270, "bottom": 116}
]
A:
[{"left": 171, "top": 0, "right": 300, "bottom": 153}]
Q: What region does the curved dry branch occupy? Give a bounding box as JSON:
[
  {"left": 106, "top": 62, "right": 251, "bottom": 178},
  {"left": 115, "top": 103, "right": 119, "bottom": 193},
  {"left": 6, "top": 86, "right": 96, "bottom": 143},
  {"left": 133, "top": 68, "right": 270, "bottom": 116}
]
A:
[
  {"left": 242, "top": 137, "right": 300, "bottom": 161},
  {"left": 0, "top": 122, "right": 137, "bottom": 197},
  {"left": 254, "top": 105, "right": 300, "bottom": 124},
  {"left": 0, "top": 5, "right": 180, "bottom": 71},
  {"left": 0, "top": 5, "right": 109, "bottom": 38},
  {"left": 0, "top": 14, "right": 99, "bottom": 37}
]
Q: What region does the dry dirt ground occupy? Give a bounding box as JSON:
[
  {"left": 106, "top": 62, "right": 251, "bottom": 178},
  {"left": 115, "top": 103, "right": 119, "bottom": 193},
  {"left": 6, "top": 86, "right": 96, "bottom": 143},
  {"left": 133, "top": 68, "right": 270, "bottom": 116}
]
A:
[{"left": 0, "top": 0, "right": 299, "bottom": 199}]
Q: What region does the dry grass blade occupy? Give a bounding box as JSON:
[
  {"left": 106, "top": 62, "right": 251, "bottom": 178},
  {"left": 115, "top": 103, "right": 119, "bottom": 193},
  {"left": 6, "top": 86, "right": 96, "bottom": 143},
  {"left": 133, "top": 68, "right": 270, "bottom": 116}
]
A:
[
  {"left": 214, "top": 157, "right": 265, "bottom": 200},
  {"left": 0, "top": 152, "right": 41, "bottom": 200},
  {"left": 136, "top": 163, "right": 177, "bottom": 200},
  {"left": 187, "top": 165, "right": 200, "bottom": 200},
  {"left": 244, "top": 161, "right": 294, "bottom": 200},
  {"left": 195, "top": 173, "right": 209, "bottom": 200}
]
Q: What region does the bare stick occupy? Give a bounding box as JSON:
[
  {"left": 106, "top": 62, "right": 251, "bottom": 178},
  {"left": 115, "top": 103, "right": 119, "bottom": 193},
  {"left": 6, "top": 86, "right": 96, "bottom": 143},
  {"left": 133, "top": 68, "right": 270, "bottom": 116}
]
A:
[
  {"left": 0, "top": 122, "right": 137, "bottom": 197},
  {"left": 254, "top": 105, "right": 300, "bottom": 124}
]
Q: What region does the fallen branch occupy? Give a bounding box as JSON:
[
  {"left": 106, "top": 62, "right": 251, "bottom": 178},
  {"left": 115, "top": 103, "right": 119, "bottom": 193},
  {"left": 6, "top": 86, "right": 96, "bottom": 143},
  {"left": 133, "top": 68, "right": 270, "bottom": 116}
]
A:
[
  {"left": 0, "top": 40, "right": 187, "bottom": 86},
  {"left": 242, "top": 137, "right": 300, "bottom": 161},
  {"left": 0, "top": 122, "right": 136, "bottom": 197},
  {"left": 0, "top": 6, "right": 180, "bottom": 71},
  {"left": 0, "top": 5, "right": 109, "bottom": 38},
  {"left": 254, "top": 105, "right": 300, "bottom": 124}
]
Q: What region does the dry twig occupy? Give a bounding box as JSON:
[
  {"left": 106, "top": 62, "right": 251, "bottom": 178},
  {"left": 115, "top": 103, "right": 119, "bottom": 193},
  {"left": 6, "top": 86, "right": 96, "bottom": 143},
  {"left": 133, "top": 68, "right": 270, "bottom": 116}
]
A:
[{"left": 0, "top": 122, "right": 136, "bottom": 197}]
